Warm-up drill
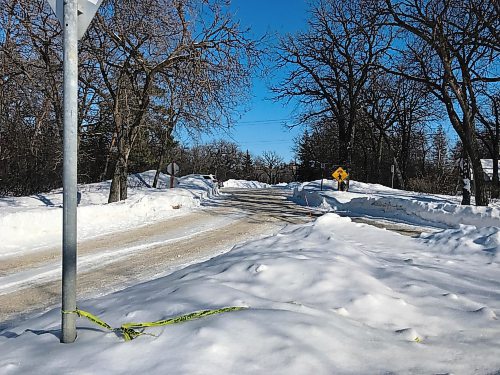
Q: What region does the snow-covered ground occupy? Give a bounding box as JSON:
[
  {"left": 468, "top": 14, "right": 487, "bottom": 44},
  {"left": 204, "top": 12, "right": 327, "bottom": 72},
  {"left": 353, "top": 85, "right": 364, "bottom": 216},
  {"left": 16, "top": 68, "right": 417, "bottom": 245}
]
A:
[
  {"left": 1, "top": 177, "right": 499, "bottom": 374},
  {"left": 223, "top": 179, "right": 270, "bottom": 189},
  {"left": 0, "top": 172, "right": 218, "bottom": 258},
  {"left": 293, "top": 179, "right": 500, "bottom": 229}
]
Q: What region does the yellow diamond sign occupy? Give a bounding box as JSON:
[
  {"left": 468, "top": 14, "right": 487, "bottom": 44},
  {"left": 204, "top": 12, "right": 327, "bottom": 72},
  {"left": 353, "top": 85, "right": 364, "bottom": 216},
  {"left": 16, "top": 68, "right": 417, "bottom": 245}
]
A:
[{"left": 332, "top": 167, "right": 349, "bottom": 182}]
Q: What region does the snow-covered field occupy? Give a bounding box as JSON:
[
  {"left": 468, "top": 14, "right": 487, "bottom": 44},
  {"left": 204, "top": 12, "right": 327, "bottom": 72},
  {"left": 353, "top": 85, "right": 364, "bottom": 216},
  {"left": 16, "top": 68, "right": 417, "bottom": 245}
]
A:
[{"left": 1, "top": 176, "right": 499, "bottom": 374}]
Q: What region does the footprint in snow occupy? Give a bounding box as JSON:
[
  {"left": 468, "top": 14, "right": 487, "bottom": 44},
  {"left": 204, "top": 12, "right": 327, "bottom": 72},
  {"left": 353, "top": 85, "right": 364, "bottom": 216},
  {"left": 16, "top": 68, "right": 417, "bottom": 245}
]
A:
[
  {"left": 470, "top": 307, "right": 497, "bottom": 320},
  {"left": 442, "top": 294, "right": 497, "bottom": 320},
  {"left": 442, "top": 293, "right": 459, "bottom": 300},
  {"left": 395, "top": 327, "right": 423, "bottom": 343},
  {"left": 248, "top": 264, "right": 268, "bottom": 273}
]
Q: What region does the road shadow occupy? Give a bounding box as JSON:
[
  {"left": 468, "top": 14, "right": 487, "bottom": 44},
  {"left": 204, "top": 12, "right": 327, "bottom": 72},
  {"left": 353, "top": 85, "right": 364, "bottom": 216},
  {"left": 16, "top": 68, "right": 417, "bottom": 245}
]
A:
[
  {"left": 34, "top": 194, "right": 55, "bottom": 206},
  {"left": 204, "top": 188, "right": 323, "bottom": 224},
  {"left": 0, "top": 326, "right": 115, "bottom": 341}
]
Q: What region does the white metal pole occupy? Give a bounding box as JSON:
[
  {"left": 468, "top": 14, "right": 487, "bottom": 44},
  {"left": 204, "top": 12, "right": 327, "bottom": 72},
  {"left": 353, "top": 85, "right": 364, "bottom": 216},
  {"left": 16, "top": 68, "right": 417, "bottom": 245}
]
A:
[{"left": 61, "top": 0, "right": 79, "bottom": 344}]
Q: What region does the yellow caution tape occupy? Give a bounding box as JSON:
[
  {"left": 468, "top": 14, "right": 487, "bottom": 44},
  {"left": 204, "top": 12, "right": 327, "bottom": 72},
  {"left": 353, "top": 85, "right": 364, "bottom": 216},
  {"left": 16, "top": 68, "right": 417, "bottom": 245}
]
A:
[
  {"left": 120, "top": 307, "right": 247, "bottom": 340},
  {"left": 62, "top": 306, "right": 247, "bottom": 341},
  {"left": 74, "top": 309, "right": 113, "bottom": 331}
]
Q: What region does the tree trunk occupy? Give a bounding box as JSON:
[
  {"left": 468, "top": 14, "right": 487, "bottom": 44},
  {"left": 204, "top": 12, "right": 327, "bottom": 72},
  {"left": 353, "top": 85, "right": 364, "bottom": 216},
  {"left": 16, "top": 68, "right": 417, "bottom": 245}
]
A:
[
  {"left": 337, "top": 116, "right": 349, "bottom": 165},
  {"left": 108, "top": 160, "right": 122, "bottom": 203},
  {"left": 153, "top": 137, "right": 167, "bottom": 188},
  {"left": 153, "top": 126, "right": 174, "bottom": 188},
  {"left": 108, "top": 150, "right": 129, "bottom": 203},
  {"left": 400, "top": 118, "right": 410, "bottom": 184},
  {"left": 101, "top": 133, "right": 117, "bottom": 182},
  {"left": 463, "top": 122, "right": 489, "bottom": 206},
  {"left": 152, "top": 153, "right": 164, "bottom": 189},
  {"left": 470, "top": 155, "right": 488, "bottom": 206},
  {"left": 393, "top": 156, "right": 405, "bottom": 190},
  {"left": 363, "top": 147, "right": 369, "bottom": 181},
  {"left": 492, "top": 157, "right": 499, "bottom": 200},
  {"left": 381, "top": 131, "right": 404, "bottom": 189},
  {"left": 119, "top": 161, "right": 128, "bottom": 200},
  {"left": 461, "top": 153, "right": 471, "bottom": 205},
  {"left": 492, "top": 154, "right": 499, "bottom": 200},
  {"left": 376, "top": 133, "right": 383, "bottom": 183},
  {"left": 492, "top": 120, "right": 499, "bottom": 199}
]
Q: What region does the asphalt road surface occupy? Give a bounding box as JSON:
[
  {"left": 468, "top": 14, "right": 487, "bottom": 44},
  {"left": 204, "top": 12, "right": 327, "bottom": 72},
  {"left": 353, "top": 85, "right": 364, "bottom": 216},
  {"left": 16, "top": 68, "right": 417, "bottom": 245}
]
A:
[
  {"left": 0, "top": 188, "right": 314, "bottom": 324},
  {"left": 0, "top": 188, "right": 426, "bottom": 326}
]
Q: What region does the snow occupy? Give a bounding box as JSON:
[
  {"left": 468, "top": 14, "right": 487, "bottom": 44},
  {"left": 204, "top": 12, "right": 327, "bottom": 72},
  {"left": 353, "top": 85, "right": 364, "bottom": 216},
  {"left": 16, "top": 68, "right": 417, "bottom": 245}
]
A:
[
  {"left": 0, "top": 171, "right": 218, "bottom": 258},
  {"left": 1, "top": 177, "right": 500, "bottom": 374},
  {"left": 292, "top": 179, "right": 500, "bottom": 229},
  {"left": 223, "top": 179, "right": 270, "bottom": 188}
]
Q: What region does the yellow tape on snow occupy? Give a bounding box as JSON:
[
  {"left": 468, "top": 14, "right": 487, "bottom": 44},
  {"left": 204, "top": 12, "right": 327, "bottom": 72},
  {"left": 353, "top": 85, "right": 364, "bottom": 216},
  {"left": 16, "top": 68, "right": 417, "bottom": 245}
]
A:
[
  {"left": 75, "top": 309, "right": 113, "bottom": 331},
  {"left": 120, "top": 307, "right": 247, "bottom": 341},
  {"left": 65, "top": 306, "right": 247, "bottom": 341}
]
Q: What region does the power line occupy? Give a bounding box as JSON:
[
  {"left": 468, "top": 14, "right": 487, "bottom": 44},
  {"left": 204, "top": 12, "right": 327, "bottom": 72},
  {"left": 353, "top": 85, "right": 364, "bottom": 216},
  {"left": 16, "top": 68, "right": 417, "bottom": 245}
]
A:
[
  {"left": 236, "top": 118, "right": 294, "bottom": 125},
  {"left": 237, "top": 140, "right": 293, "bottom": 144}
]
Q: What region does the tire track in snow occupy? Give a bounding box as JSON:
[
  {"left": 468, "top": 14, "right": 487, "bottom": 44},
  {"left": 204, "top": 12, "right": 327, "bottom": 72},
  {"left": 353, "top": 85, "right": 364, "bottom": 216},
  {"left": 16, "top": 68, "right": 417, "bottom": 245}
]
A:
[{"left": 0, "top": 189, "right": 313, "bottom": 323}]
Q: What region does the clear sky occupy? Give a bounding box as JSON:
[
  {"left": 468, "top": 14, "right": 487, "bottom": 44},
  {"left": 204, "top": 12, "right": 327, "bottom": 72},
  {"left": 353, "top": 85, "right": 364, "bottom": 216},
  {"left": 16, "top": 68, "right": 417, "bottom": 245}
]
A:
[{"left": 197, "top": 0, "right": 311, "bottom": 162}]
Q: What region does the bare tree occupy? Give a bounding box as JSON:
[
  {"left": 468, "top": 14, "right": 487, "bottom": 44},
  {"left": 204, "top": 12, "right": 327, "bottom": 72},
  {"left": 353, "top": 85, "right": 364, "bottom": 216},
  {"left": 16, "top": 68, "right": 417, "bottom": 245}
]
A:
[
  {"left": 0, "top": 0, "right": 64, "bottom": 195},
  {"left": 274, "top": 0, "right": 393, "bottom": 170},
  {"left": 361, "top": 72, "right": 403, "bottom": 186},
  {"left": 362, "top": 71, "right": 437, "bottom": 188},
  {"left": 477, "top": 91, "right": 499, "bottom": 199},
  {"left": 256, "top": 151, "right": 284, "bottom": 184},
  {"left": 81, "top": 0, "right": 257, "bottom": 202},
  {"left": 382, "top": 0, "right": 499, "bottom": 206}
]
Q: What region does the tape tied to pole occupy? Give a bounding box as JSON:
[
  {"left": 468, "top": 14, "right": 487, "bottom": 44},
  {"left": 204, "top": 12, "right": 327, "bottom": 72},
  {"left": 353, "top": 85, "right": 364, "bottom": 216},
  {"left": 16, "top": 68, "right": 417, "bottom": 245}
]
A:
[{"left": 62, "top": 306, "right": 247, "bottom": 341}]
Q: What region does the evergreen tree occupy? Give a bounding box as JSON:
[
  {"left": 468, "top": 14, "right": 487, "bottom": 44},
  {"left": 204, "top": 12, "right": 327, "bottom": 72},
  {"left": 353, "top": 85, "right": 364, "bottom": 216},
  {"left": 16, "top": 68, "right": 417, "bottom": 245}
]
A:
[
  {"left": 431, "top": 126, "right": 449, "bottom": 171},
  {"left": 243, "top": 150, "right": 253, "bottom": 179}
]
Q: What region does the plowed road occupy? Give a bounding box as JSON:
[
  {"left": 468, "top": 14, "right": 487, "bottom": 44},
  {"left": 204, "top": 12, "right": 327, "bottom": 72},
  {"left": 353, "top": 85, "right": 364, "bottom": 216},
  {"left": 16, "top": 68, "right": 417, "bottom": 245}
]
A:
[
  {"left": 0, "top": 189, "right": 315, "bottom": 323},
  {"left": 0, "top": 188, "right": 425, "bottom": 325}
]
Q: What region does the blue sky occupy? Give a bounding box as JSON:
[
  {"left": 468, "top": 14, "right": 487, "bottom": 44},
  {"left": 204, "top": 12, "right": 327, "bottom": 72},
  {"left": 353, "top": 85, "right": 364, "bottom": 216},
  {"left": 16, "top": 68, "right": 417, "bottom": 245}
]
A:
[
  {"left": 196, "top": 0, "right": 310, "bottom": 162},
  {"left": 187, "top": 0, "right": 460, "bottom": 161}
]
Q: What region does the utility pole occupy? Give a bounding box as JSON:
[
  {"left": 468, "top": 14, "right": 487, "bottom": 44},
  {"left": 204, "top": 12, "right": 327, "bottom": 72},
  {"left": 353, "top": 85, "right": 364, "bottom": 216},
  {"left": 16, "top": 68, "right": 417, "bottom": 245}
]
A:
[{"left": 47, "top": 0, "right": 103, "bottom": 344}]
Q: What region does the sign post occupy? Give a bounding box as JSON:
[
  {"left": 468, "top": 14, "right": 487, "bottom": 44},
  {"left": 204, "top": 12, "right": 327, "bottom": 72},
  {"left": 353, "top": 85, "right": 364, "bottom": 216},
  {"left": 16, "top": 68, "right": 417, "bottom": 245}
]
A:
[
  {"left": 320, "top": 163, "right": 326, "bottom": 191},
  {"left": 391, "top": 164, "right": 395, "bottom": 189},
  {"left": 47, "top": 0, "right": 103, "bottom": 344},
  {"left": 166, "top": 162, "right": 180, "bottom": 188},
  {"left": 332, "top": 167, "right": 349, "bottom": 191}
]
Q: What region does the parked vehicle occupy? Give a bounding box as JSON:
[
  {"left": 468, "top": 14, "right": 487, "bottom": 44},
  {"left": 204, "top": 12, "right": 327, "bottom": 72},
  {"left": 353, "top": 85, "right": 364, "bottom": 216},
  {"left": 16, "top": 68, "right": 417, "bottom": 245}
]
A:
[{"left": 201, "top": 174, "right": 217, "bottom": 183}]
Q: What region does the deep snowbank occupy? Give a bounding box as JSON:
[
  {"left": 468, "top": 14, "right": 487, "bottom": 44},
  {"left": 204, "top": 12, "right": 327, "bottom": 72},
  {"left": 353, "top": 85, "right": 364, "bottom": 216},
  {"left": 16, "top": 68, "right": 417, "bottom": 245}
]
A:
[
  {"left": 0, "top": 172, "right": 218, "bottom": 257},
  {"left": 293, "top": 180, "right": 500, "bottom": 229},
  {"left": 1, "top": 177, "right": 499, "bottom": 373},
  {"left": 1, "top": 213, "right": 499, "bottom": 374},
  {"left": 223, "top": 179, "right": 270, "bottom": 189}
]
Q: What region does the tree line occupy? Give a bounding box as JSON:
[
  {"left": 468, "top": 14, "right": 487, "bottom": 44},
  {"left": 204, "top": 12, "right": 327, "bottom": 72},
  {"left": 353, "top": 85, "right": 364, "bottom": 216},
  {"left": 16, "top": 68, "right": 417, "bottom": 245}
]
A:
[
  {"left": 0, "top": 0, "right": 258, "bottom": 200},
  {"left": 274, "top": 0, "right": 499, "bottom": 205},
  {"left": 157, "top": 140, "right": 294, "bottom": 185},
  {"left": 0, "top": 0, "right": 498, "bottom": 206}
]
